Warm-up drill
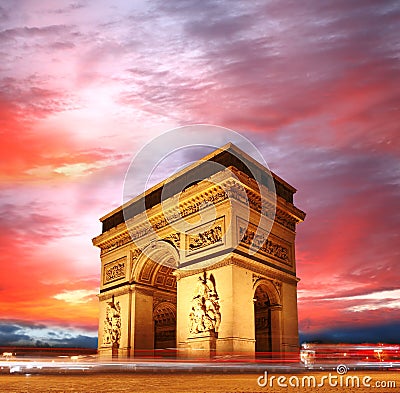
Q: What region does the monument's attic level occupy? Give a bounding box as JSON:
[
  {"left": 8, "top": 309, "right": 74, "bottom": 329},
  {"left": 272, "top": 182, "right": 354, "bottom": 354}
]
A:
[{"left": 101, "top": 143, "right": 297, "bottom": 233}]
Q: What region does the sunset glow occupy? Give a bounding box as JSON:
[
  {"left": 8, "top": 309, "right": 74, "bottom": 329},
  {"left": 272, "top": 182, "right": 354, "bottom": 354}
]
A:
[{"left": 0, "top": 1, "right": 399, "bottom": 347}]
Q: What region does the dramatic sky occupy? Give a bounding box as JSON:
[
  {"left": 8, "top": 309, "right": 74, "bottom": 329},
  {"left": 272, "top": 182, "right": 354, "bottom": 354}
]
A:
[{"left": 0, "top": 0, "right": 399, "bottom": 347}]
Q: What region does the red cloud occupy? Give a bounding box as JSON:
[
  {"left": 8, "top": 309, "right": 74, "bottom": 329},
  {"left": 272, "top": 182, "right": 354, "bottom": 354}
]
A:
[{"left": 0, "top": 0, "right": 398, "bottom": 345}]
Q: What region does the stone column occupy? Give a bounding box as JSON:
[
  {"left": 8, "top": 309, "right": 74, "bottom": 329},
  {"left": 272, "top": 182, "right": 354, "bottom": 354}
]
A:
[
  {"left": 270, "top": 305, "right": 282, "bottom": 355},
  {"left": 132, "top": 288, "right": 154, "bottom": 357},
  {"left": 280, "top": 281, "right": 300, "bottom": 353}
]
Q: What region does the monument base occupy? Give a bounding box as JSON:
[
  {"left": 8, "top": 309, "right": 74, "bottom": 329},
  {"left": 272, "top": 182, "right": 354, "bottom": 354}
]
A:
[{"left": 186, "top": 330, "right": 217, "bottom": 359}]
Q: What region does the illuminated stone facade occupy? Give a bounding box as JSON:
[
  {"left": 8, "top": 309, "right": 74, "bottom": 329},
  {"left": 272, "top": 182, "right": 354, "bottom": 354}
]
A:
[{"left": 92, "top": 144, "right": 305, "bottom": 358}]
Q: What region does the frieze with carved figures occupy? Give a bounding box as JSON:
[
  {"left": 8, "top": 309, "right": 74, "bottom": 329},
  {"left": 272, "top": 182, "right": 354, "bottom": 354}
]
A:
[
  {"left": 97, "top": 181, "right": 297, "bottom": 257},
  {"left": 239, "top": 223, "right": 291, "bottom": 265},
  {"left": 187, "top": 218, "right": 224, "bottom": 253}
]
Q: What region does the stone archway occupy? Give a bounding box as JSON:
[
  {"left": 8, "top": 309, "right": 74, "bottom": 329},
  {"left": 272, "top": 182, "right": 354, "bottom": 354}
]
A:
[
  {"left": 131, "top": 240, "right": 179, "bottom": 284},
  {"left": 254, "top": 284, "right": 272, "bottom": 354},
  {"left": 253, "top": 280, "right": 281, "bottom": 357},
  {"left": 130, "top": 240, "right": 179, "bottom": 356},
  {"left": 153, "top": 301, "right": 177, "bottom": 356}
]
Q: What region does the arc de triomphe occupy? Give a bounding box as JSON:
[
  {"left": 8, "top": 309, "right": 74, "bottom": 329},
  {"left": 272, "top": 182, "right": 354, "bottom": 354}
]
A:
[{"left": 92, "top": 143, "right": 305, "bottom": 358}]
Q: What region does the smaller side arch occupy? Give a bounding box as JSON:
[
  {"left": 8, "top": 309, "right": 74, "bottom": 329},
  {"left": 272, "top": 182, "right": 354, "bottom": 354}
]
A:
[
  {"left": 253, "top": 278, "right": 281, "bottom": 306},
  {"left": 253, "top": 279, "right": 282, "bottom": 356}
]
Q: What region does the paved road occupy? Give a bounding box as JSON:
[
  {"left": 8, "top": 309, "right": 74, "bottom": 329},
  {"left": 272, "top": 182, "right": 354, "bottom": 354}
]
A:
[{"left": 1, "top": 371, "right": 399, "bottom": 393}]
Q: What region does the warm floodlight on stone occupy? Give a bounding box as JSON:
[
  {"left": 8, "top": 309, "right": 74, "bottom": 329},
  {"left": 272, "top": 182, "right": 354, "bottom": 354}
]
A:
[{"left": 92, "top": 126, "right": 305, "bottom": 359}]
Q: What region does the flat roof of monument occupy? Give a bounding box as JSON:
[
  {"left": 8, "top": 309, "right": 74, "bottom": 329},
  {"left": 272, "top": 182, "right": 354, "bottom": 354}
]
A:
[{"left": 100, "top": 143, "right": 297, "bottom": 233}]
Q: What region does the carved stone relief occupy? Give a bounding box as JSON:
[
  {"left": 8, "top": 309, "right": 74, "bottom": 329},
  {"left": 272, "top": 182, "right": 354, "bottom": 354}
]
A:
[
  {"left": 97, "top": 177, "right": 297, "bottom": 257},
  {"left": 102, "top": 296, "right": 121, "bottom": 347},
  {"left": 125, "top": 187, "right": 228, "bottom": 243},
  {"left": 239, "top": 224, "right": 290, "bottom": 264},
  {"left": 189, "top": 272, "right": 221, "bottom": 334},
  {"left": 103, "top": 257, "right": 126, "bottom": 284},
  {"left": 272, "top": 280, "right": 282, "bottom": 297},
  {"left": 252, "top": 273, "right": 263, "bottom": 286},
  {"left": 132, "top": 248, "right": 142, "bottom": 261},
  {"left": 187, "top": 218, "right": 224, "bottom": 254},
  {"left": 163, "top": 232, "right": 180, "bottom": 249},
  {"left": 100, "top": 234, "right": 132, "bottom": 255},
  {"left": 188, "top": 226, "right": 222, "bottom": 252}
]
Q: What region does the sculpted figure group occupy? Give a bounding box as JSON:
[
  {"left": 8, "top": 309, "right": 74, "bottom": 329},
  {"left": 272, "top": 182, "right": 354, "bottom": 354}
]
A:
[
  {"left": 103, "top": 296, "right": 122, "bottom": 346},
  {"left": 189, "top": 272, "right": 221, "bottom": 334}
]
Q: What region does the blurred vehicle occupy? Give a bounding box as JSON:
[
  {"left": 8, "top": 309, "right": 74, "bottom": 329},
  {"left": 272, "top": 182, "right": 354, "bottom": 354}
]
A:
[{"left": 300, "top": 342, "right": 400, "bottom": 369}]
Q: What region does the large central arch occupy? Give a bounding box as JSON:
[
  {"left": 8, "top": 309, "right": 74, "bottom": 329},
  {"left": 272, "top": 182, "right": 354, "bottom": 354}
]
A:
[
  {"left": 130, "top": 241, "right": 178, "bottom": 357},
  {"left": 130, "top": 240, "right": 179, "bottom": 284},
  {"left": 154, "top": 301, "right": 177, "bottom": 356}
]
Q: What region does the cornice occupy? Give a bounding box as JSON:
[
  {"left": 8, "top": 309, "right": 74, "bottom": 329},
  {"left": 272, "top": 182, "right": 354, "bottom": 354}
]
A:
[{"left": 94, "top": 173, "right": 304, "bottom": 254}]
